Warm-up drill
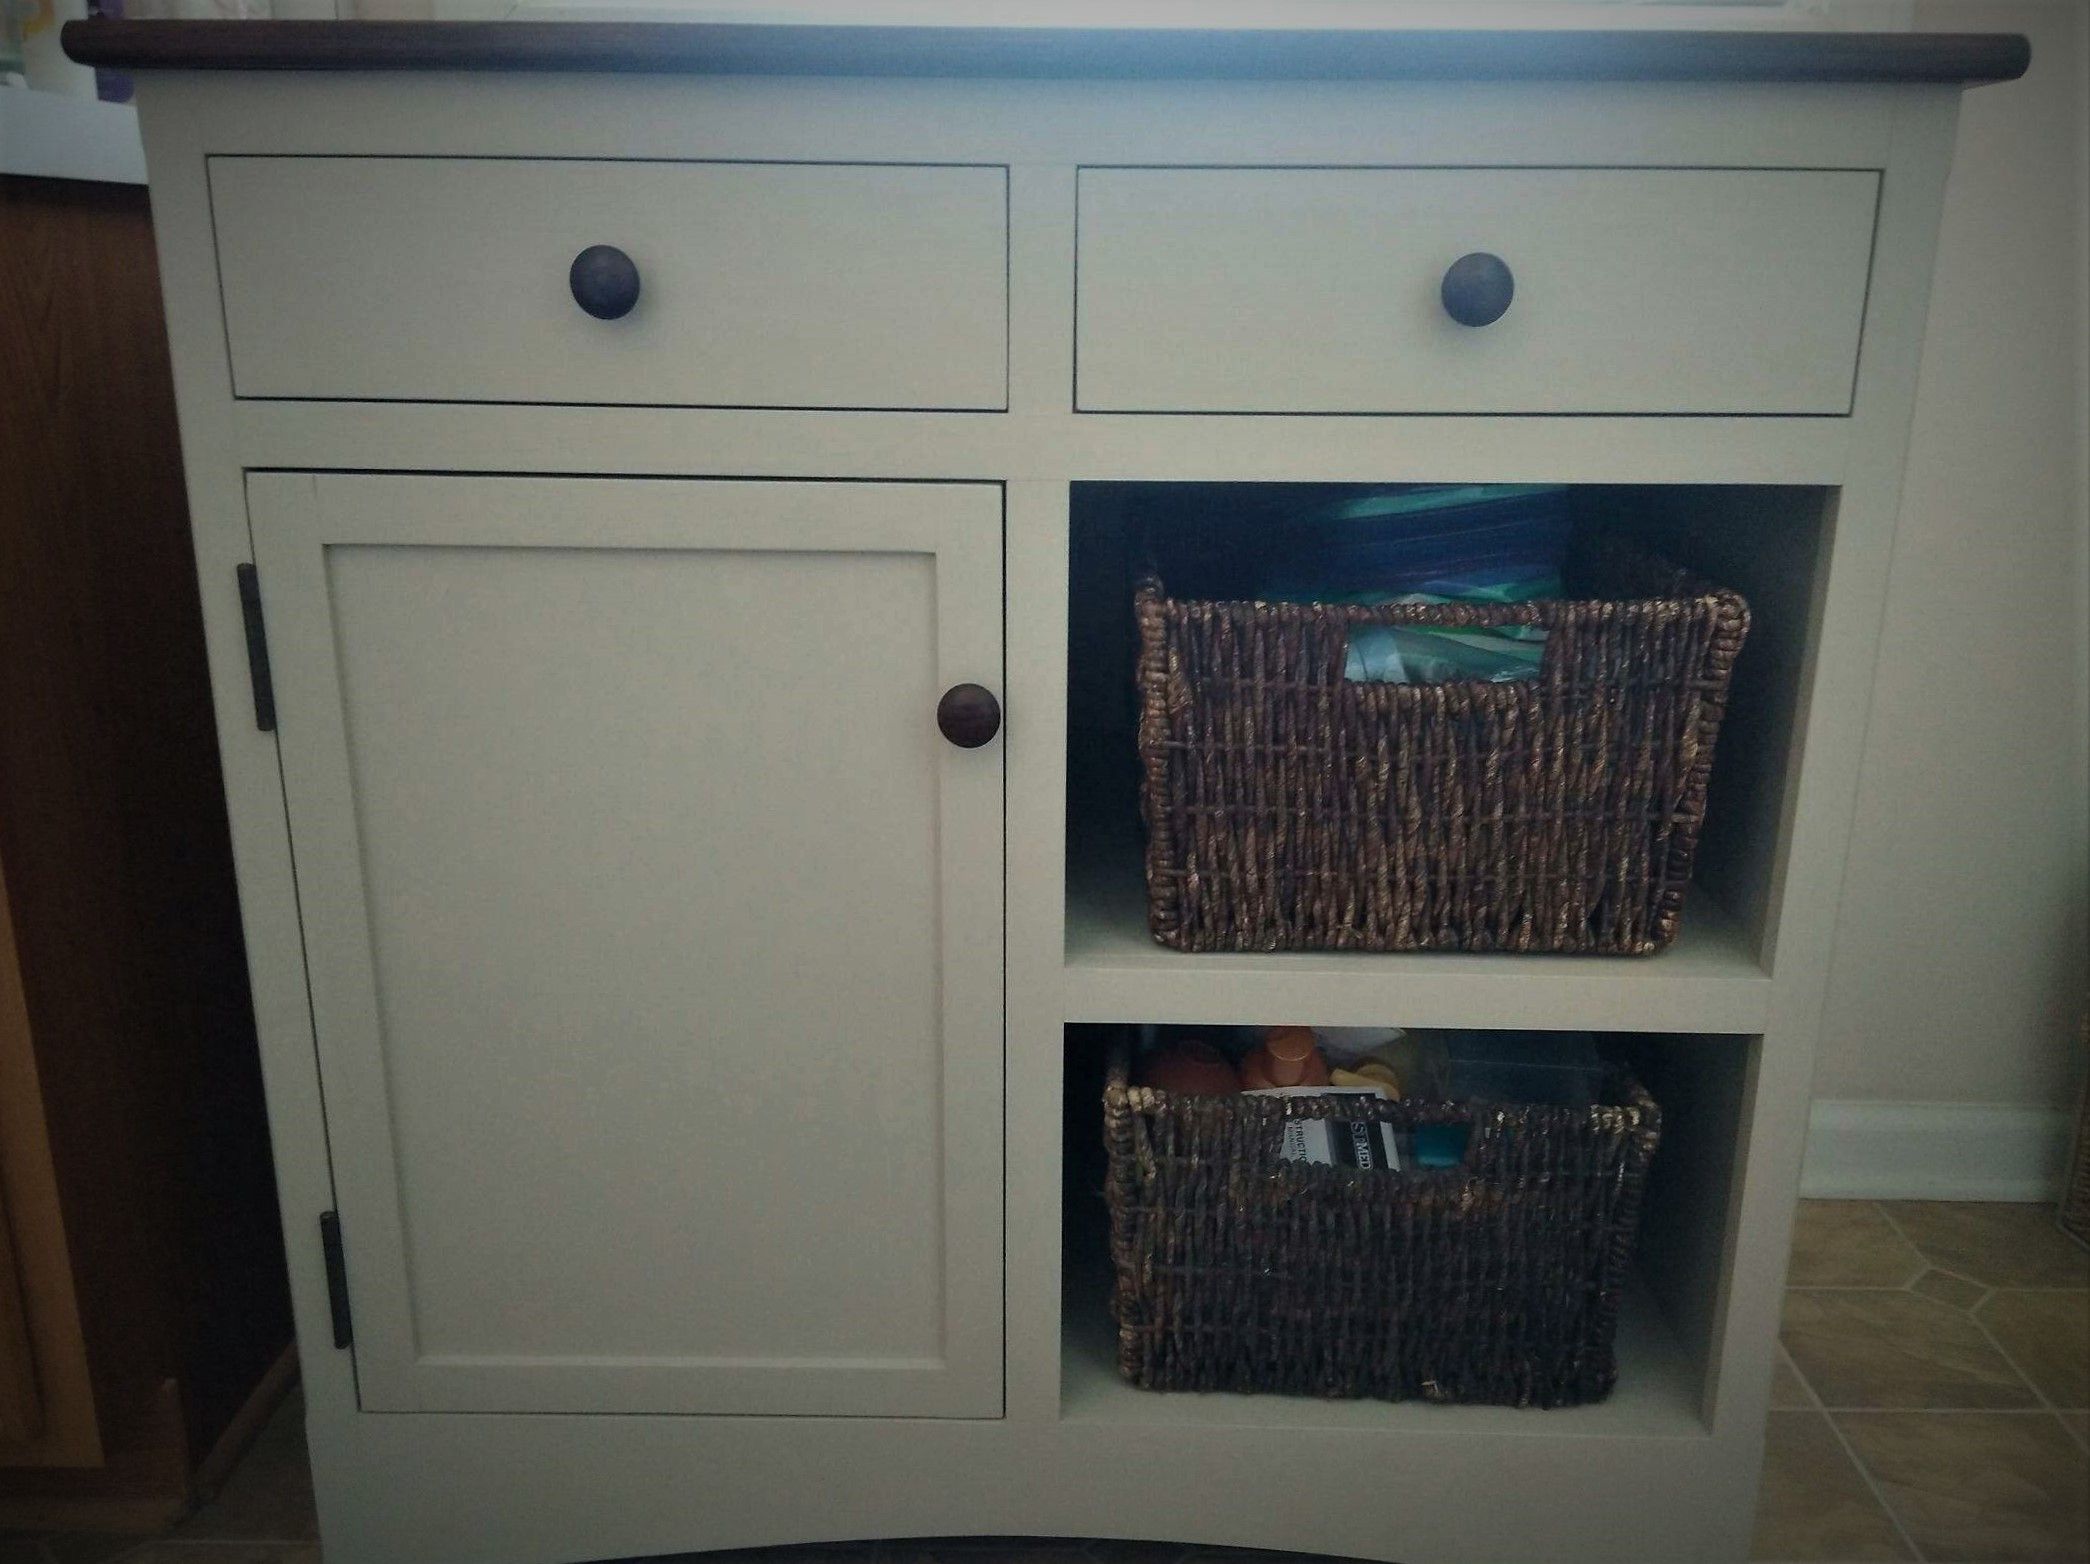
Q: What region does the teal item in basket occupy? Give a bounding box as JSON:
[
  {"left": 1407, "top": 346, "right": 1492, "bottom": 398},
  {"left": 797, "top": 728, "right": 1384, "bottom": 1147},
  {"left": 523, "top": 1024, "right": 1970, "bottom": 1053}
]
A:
[
  {"left": 1411, "top": 1124, "right": 1471, "bottom": 1168},
  {"left": 1257, "top": 485, "right": 1572, "bottom": 685}
]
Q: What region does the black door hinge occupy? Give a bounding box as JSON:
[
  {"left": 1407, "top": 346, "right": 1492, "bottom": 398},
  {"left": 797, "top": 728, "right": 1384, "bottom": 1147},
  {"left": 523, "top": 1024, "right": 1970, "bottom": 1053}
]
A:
[
  {"left": 319, "top": 1211, "right": 353, "bottom": 1349},
  {"left": 237, "top": 563, "right": 277, "bottom": 732}
]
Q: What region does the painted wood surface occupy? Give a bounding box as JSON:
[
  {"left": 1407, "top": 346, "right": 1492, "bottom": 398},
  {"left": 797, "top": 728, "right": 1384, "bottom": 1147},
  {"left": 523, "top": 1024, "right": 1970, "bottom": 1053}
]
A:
[
  {"left": 1075, "top": 166, "right": 1879, "bottom": 415},
  {"left": 211, "top": 158, "right": 1008, "bottom": 409},
  {"left": 248, "top": 473, "right": 1004, "bottom": 1418},
  {"left": 113, "top": 63, "right": 1972, "bottom": 1564}
]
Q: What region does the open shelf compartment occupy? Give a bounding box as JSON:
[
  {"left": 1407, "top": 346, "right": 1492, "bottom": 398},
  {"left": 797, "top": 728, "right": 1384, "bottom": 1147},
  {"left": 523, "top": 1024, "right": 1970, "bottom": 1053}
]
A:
[
  {"left": 1059, "top": 1023, "right": 1758, "bottom": 1442},
  {"left": 1062, "top": 480, "right": 1832, "bottom": 1031}
]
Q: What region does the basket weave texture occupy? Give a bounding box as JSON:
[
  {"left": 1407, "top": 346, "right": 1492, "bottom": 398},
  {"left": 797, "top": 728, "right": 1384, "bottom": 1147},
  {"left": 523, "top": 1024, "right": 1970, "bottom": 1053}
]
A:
[
  {"left": 1135, "top": 535, "right": 1749, "bottom": 954},
  {"left": 2061, "top": 1015, "right": 2090, "bottom": 1246},
  {"left": 1102, "top": 1044, "right": 1662, "bottom": 1407}
]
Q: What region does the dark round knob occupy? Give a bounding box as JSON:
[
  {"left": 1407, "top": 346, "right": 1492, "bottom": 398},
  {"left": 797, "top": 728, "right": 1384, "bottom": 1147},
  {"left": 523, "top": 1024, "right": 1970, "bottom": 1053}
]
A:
[
  {"left": 569, "top": 244, "right": 641, "bottom": 321},
  {"left": 1440, "top": 251, "right": 1514, "bottom": 328},
  {"left": 936, "top": 684, "right": 1001, "bottom": 749}
]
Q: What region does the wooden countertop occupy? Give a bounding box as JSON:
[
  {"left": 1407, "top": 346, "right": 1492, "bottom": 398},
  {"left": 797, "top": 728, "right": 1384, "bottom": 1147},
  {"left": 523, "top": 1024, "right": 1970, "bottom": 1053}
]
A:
[{"left": 62, "top": 20, "right": 2029, "bottom": 84}]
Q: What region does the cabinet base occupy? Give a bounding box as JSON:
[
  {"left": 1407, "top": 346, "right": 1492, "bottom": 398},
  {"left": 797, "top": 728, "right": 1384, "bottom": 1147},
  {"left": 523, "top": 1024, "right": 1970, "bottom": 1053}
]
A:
[{"left": 310, "top": 1402, "right": 1752, "bottom": 1564}]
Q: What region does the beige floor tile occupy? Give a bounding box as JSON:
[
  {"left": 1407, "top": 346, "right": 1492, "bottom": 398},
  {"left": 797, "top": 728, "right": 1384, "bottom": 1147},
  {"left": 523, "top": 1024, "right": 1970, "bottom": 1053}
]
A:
[
  {"left": 1885, "top": 1203, "right": 2090, "bottom": 1290},
  {"left": 1788, "top": 1202, "right": 1926, "bottom": 1288},
  {"left": 1977, "top": 1290, "right": 2090, "bottom": 1409},
  {"left": 1771, "top": 1351, "right": 1814, "bottom": 1409},
  {"left": 1836, "top": 1410, "right": 2090, "bottom": 1564},
  {"left": 2061, "top": 1411, "right": 2089, "bottom": 1451},
  {"left": 1751, "top": 1411, "right": 1913, "bottom": 1561},
  {"left": 174, "top": 1390, "right": 316, "bottom": 1544},
  {"left": 1783, "top": 1290, "right": 2038, "bottom": 1410},
  {"left": 1913, "top": 1268, "right": 1990, "bottom": 1311}
]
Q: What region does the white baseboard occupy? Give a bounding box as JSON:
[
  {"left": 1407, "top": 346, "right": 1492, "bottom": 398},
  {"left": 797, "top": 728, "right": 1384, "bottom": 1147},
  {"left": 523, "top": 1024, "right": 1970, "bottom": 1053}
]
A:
[{"left": 1802, "top": 1099, "right": 2075, "bottom": 1202}]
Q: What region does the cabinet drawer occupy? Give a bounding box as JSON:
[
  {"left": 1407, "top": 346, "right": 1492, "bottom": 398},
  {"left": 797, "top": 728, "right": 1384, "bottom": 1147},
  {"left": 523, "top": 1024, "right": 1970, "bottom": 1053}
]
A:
[
  {"left": 209, "top": 157, "right": 1009, "bottom": 408},
  {"left": 1075, "top": 167, "right": 1879, "bottom": 415}
]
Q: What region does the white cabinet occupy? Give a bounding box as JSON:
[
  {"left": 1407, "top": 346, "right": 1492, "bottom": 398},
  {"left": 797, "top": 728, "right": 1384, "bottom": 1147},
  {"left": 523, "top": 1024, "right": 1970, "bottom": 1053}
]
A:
[
  {"left": 86, "top": 17, "right": 2021, "bottom": 1564},
  {"left": 246, "top": 473, "right": 1004, "bottom": 1418}
]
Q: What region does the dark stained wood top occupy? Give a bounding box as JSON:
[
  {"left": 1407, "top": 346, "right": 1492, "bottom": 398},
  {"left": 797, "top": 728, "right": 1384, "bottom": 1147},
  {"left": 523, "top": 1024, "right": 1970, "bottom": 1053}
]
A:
[{"left": 63, "top": 20, "right": 2029, "bottom": 85}]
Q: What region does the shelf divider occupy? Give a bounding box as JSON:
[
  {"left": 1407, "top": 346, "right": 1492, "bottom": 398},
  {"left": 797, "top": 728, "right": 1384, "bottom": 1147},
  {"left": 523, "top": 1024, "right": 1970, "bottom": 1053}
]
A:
[{"left": 1063, "top": 832, "right": 1773, "bottom": 1034}]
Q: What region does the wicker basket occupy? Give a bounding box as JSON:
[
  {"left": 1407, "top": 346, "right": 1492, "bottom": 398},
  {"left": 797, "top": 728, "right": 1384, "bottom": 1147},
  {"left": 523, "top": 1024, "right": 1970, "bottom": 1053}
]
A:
[
  {"left": 1134, "top": 534, "right": 1749, "bottom": 954},
  {"left": 2060, "top": 1014, "right": 2090, "bottom": 1247},
  {"left": 1102, "top": 1043, "right": 1661, "bottom": 1407}
]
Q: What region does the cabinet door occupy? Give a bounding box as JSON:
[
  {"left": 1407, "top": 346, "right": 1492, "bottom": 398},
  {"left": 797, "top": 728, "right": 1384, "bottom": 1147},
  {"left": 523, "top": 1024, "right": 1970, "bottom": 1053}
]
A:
[{"left": 248, "top": 474, "right": 1003, "bottom": 1418}]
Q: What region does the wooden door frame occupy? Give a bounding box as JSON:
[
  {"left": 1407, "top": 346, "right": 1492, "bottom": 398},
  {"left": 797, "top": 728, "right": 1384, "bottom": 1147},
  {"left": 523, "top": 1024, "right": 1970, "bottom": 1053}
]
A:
[{"left": 0, "top": 849, "right": 102, "bottom": 1467}]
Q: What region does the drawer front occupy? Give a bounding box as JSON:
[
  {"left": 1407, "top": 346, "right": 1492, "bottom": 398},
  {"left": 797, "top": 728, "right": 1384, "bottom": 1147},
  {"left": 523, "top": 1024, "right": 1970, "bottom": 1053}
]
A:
[
  {"left": 210, "top": 157, "right": 1009, "bottom": 408},
  {"left": 1075, "top": 167, "right": 1880, "bottom": 415}
]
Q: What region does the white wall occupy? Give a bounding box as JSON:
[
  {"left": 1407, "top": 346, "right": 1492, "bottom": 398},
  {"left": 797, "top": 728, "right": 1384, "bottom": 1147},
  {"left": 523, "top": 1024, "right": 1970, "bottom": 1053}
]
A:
[{"left": 1806, "top": 0, "right": 2088, "bottom": 1195}]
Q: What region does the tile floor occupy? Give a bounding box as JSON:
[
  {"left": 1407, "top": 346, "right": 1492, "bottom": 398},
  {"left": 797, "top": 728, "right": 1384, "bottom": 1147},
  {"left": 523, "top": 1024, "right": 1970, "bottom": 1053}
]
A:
[
  {"left": 1756, "top": 1201, "right": 2087, "bottom": 1563},
  {"left": 4, "top": 1202, "right": 2083, "bottom": 1564}
]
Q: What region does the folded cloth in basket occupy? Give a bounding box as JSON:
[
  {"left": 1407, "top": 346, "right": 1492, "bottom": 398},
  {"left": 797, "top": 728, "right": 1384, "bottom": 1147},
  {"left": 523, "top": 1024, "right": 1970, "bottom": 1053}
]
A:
[{"left": 1257, "top": 484, "right": 1571, "bottom": 683}]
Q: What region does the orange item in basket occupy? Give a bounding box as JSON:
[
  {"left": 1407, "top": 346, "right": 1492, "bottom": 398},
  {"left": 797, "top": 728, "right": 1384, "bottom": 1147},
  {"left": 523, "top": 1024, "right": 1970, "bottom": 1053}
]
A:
[
  {"left": 1138, "top": 1039, "right": 1241, "bottom": 1096},
  {"left": 1240, "top": 1026, "right": 1331, "bottom": 1090}
]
